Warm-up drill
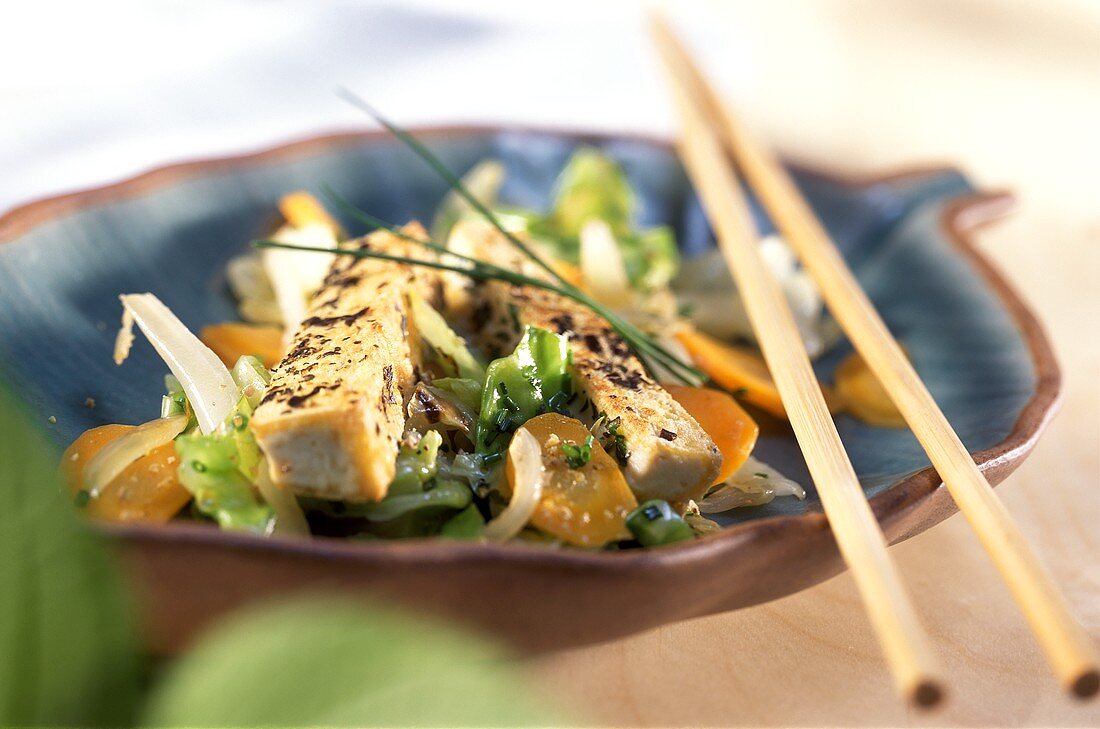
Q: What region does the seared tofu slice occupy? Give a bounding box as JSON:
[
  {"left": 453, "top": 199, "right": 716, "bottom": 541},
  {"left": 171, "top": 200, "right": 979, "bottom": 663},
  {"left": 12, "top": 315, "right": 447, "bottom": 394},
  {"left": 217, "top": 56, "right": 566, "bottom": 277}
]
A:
[
  {"left": 454, "top": 222, "right": 722, "bottom": 505},
  {"left": 251, "top": 223, "right": 438, "bottom": 502}
]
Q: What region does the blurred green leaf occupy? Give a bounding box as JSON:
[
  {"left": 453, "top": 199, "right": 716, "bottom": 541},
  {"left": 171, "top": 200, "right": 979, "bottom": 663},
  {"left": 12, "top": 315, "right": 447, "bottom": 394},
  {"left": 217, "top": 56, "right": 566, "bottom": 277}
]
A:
[
  {"left": 0, "top": 384, "right": 140, "bottom": 726},
  {"left": 142, "top": 598, "right": 560, "bottom": 728}
]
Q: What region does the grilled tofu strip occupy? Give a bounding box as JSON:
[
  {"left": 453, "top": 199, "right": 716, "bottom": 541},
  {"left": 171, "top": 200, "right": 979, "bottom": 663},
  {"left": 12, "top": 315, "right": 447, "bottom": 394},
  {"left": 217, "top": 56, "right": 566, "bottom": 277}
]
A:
[
  {"left": 251, "top": 223, "right": 438, "bottom": 502},
  {"left": 452, "top": 222, "right": 722, "bottom": 505}
]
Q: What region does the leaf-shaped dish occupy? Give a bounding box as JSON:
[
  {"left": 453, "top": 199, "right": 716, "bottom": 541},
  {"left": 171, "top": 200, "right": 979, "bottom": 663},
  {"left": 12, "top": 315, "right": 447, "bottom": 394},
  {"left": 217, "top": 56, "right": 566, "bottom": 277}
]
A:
[{"left": 0, "top": 128, "right": 1058, "bottom": 653}]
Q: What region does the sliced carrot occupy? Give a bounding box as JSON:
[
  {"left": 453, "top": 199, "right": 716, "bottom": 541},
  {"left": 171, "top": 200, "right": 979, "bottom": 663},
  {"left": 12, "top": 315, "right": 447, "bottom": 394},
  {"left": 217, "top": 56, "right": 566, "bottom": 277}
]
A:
[
  {"left": 61, "top": 425, "right": 191, "bottom": 524},
  {"left": 675, "top": 327, "right": 841, "bottom": 418},
  {"left": 278, "top": 191, "right": 342, "bottom": 237},
  {"left": 505, "top": 413, "right": 637, "bottom": 547},
  {"left": 664, "top": 384, "right": 759, "bottom": 484},
  {"left": 834, "top": 349, "right": 907, "bottom": 427},
  {"left": 61, "top": 424, "right": 134, "bottom": 488},
  {"left": 200, "top": 322, "right": 284, "bottom": 369}
]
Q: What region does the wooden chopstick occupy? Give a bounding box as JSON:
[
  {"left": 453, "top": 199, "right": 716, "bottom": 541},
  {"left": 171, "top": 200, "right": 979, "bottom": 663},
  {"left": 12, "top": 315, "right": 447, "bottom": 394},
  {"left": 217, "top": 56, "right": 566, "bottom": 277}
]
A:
[
  {"left": 649, "top": 15, "right": 1099, "bottom": 700},
  {"left": 650, "top": 20, "right": 944, "bottom": 710}
]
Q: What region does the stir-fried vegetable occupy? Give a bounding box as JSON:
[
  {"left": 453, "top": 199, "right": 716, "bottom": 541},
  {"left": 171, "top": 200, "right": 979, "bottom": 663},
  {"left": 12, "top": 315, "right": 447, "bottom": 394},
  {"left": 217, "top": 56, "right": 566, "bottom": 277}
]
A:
[
  {"left": 431, "top": 159, "right": 506, "bottom": 242},
  {"left": 408, "top": 291, "right": 486, "bottom": 382},
  {"left": 579, "top": 220, "right": 632, "bottom": 309},
  {"left": 439, "top": 504, "right": 486, "bottom": 539},
  {"left": 174, "top": 433, "right": 274, "bottom": 534},
  {"left": 355, "top": 431, "right": 474, "bottom": 538},
  {"left": 674, "top": 235, "right": 837, "bottom": 359},
  {"left": 255, "top": 460, "right": 310, "bottom": 537},
  {"left": 475, "top": 326, "right": 572, "bottom": 458},
  {"left": 625, "top": 499, "right": 694, "bottom": 547},
  {"left": 61, "top": 424, "right": 192, "bottom": 524},
  {"left": 513, "top": 148, "right": 680, "bottom": 292},
  {"left": 697, "top": 456, "right": 806, "bottom": 512},
  {"left": 677, "top": 326, "right": 842, "bottom": 418},
  {"left": 66, "top": 148, "right": 824, "bottom": 549},
  {"left": 263, "top": 223, "right": 338, "bottom": 342},
  {"left": 232, "top": 355, "right": 272, "bottom": 409},
  {"left": 432, "top": 377, "right": 483, "bottom": 413},
  {"left": 664, "top": 384, "right": 758, "bottom": 485},
  {"left": 117, "top": 293, "right": 240, "bottom": 434},
  {"left": 226, "top": 253, "right": 282, "bottom": 325},
  {"left": 675, "top": 326, "right": 789, "bottom": 417},
  {"left": 484, "top": 429, "right": 544, "bottom": 542},
  {"left": 200, "top": 322, "right": 283, "bottom": 370},
  {"left": 278, "top": 190, "right": 344, "bottom": 237},
  {"left": 504, "top": 414, "right": 636, "bottom": 548},
  {"left": 406, "top": 383, "right": 477, "bottom": 439},
  {"left": 834, "top": 349, "right": 907, "bottom": 427},
  {"left": 82, "top": 415, "right": 188, "bottom": 498}
]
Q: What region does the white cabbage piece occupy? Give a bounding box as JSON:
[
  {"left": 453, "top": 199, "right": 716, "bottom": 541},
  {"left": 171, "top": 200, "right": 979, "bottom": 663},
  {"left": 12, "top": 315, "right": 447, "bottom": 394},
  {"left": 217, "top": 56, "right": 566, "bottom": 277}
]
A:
[{"left": 675, "top": 234, "right": 838, "bottom": 358}]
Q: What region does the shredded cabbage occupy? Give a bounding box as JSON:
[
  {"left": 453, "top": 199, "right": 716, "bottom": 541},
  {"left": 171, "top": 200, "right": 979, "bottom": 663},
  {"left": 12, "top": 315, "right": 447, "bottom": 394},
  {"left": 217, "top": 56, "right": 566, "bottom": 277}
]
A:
[
  {"left": 232, "top": 354, "right": 271, "bottom": 409},
  {"left": 517, "top": 148, "right": 680, "bottom": 291},
  {"left": 697, "top": 455, "right": 806, "bottom": 513},
  {"left": 118, "top": 293, "right": 239, "bottom": 434},
  {"left": 226, "top": 253, "right": 282, "bottom": 325},
  {"left": 580, "top": 219, "right": 632, "bottom": 309},
  {"left": 174, "top": 433, "right": 275, "bottom": 534},
  {"left": 675, "top": 235, "right": 838, "bottom": 358},
  {"left": 255, "top": 457, "right": 310, "bottom": 537},
  {"left": 407, "top": 291, "right": 485, "bottom": 382}
]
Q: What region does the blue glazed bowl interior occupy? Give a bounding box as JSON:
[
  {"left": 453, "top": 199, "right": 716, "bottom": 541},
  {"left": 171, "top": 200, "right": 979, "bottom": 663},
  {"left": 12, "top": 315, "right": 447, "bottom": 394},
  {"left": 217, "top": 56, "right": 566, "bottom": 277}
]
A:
[{"left": 0, "top": 130, "right": 1036, "bottom": 525}]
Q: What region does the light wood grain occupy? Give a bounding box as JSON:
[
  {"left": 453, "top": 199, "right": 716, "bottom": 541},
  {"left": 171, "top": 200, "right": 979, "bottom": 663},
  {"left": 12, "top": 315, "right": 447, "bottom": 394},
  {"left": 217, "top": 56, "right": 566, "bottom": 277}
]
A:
[
  {"left": 651, "top": 20, "right": 942, "bottom": 707},
  {"left": 649, "top": 14, "right": 1098, "bottom": 699},
  {"left": 524, "top": 2, "right": 1100, "bottom": 726}
]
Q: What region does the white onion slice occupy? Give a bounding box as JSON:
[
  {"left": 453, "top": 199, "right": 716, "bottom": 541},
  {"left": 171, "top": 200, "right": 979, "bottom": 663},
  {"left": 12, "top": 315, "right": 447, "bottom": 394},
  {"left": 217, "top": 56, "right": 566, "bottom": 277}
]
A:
[
  {"left": 83, "top": 415, "right": 188, "bottom": 498},
  {"left": 483, "top": 429, "right": 545, "bottom": 542},
  {"left": 119, "top": 293, "right": 239, "bottom": 434},
  {"left": 697, "top": 455, "right": 806, "bottom": 513},
  {"left": 256, "top": 458, "right": 310, "bottom": 537},
  {"left": 580, "top": 219, "right": 633, "bottom": 309}
]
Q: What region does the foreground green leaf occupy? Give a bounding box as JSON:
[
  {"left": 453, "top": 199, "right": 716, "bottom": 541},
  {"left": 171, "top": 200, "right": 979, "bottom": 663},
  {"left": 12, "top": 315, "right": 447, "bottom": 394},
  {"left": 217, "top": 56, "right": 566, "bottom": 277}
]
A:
[
  {"left": 0, "top": 384, "right": 140, "bottom": 726},
  {"left": 143, "top": 599, "right": 559, "bottom": 728}
]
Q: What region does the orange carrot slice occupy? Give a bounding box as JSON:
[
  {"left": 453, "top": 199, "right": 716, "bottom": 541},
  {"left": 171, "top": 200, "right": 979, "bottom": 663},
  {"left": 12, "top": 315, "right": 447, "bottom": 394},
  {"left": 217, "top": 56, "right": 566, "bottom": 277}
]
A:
[
  {"left": 664, "top": 384, "right": 759, "bottom": 484},
  {"left": 676, "top": 327, "right": 840, "bottom": 418},
  {"left": 505, "top": 413, "right": 637, "bottom": 547},
  {"left": 278, "top": 191, "right": 342, "bottom": 237},
  {"left": 200, "top": 322, "right": 283, "bottom": 369},
  {"left": 61, "top": 425, "right": 191, "bottom": 524},
  {"left": 834, "top": 350, "right": 907, "bottom": 427}
]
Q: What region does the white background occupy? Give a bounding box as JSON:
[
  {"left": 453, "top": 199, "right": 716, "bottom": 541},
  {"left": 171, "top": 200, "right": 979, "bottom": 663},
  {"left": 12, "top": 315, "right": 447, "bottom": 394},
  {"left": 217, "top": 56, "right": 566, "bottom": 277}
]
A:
[
  {"left": 2, "top": 0, "right": 1096, "bottom": 219},
  {"left": 3, "top": 2, "right": 1098, "bottom": 725}
]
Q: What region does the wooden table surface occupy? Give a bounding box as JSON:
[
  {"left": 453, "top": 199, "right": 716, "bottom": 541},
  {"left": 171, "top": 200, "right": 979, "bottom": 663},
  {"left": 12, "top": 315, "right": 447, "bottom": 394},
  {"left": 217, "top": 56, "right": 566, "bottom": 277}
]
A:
[{"left": 524, "top": 2, "right": 1100, "bottom": 726}]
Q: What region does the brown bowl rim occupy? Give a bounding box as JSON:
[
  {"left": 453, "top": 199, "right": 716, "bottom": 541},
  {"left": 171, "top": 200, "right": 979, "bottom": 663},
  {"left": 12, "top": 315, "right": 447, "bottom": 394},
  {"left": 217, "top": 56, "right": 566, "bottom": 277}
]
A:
[{"left": 0, "top": 124, "right": 1061, "bottom": 576}]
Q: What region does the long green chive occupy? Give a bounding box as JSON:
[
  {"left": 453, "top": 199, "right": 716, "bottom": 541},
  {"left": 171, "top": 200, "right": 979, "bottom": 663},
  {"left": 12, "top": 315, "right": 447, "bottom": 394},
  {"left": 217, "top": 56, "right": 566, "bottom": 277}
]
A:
[
  {"left": 273, "top": 91, "right": 705, "bottom": 384},
  {"left": 335, "top": 88, "right": 563, "bottom": 283}
]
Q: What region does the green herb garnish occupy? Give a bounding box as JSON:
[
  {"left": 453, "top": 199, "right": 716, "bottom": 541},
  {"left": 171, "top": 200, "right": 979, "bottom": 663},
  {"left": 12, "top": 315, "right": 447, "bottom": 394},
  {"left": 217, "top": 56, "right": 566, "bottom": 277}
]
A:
[
  {"left": 560, "top": 435, "right": 594, "bottom": 469},
  {"left": 593, "top": 413, "right": 630, "bottom": 465}
]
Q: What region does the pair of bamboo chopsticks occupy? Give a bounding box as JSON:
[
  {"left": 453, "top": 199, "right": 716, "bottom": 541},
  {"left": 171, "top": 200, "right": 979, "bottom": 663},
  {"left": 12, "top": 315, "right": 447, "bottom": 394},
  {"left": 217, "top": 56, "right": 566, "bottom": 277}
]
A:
[{"left": 649, "top": 14, "right": 1098, "bottom": 708}]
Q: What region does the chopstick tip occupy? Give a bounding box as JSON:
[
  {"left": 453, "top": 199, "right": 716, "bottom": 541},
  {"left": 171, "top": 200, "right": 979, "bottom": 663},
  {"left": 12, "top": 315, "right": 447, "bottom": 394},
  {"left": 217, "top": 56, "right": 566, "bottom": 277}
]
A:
[
  {"left": 1071, "top": 668, "right": 1099, "bottom": 700},
  {"left": 912, "top": 680, "right": 945, "bottom": 710}
]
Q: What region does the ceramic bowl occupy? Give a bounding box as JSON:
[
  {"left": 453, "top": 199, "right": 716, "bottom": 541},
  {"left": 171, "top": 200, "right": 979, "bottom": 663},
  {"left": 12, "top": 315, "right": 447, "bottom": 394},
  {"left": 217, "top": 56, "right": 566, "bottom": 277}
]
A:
[{"left": 0, "top": 127, "right": 1059, "bottom": 653}]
